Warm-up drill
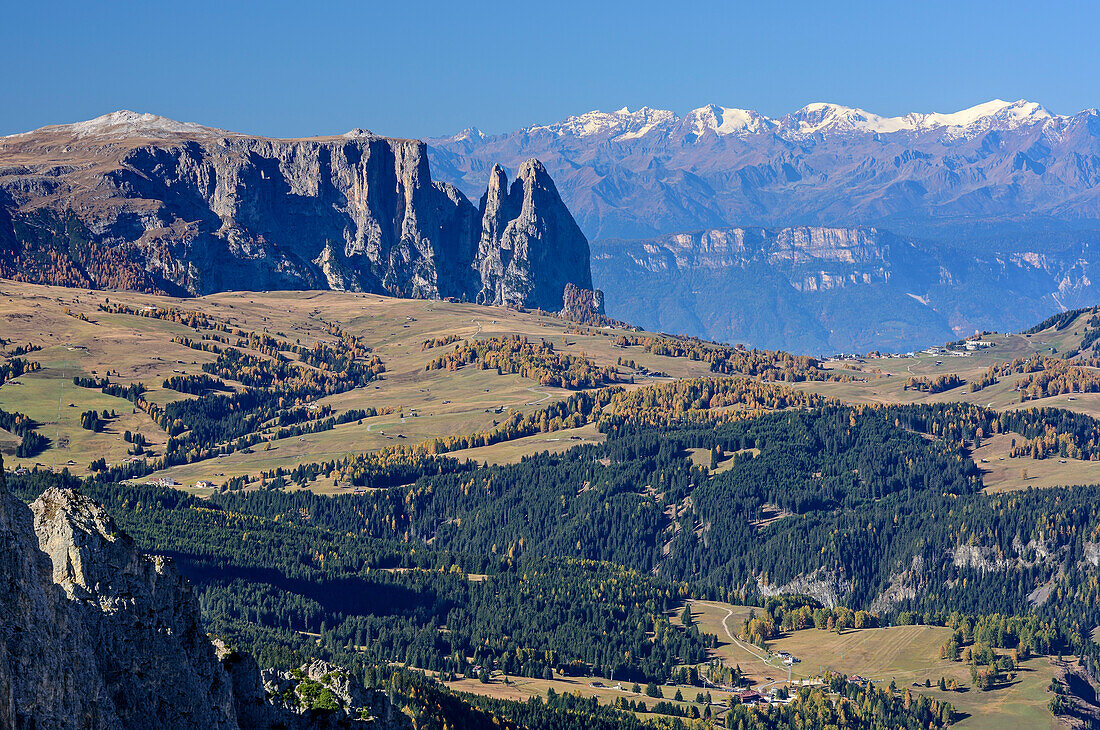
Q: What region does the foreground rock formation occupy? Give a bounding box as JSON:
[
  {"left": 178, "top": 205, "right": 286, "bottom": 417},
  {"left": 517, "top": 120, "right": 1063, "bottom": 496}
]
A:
[
  {"left": 0, "top": 455, "right": 405, "bottom": 729},
  {"left": 0, "top": 111, "right": 594, "bottom": 312}
]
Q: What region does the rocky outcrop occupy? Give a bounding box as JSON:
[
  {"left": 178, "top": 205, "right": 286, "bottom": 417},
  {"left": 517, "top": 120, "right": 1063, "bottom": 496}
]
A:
[
  {"left": 0, "top": 460, "right": 116, "bottom": 729},
  {"left": 474, "top": 161, "right": 593, "bottom": 311},
  {"left": 867, "top": 555, "right": 924, "bottom": 615},
  {"left": 29, "top": 486, "right": 239, "bottom": 728},
  {"left": 0, "top": 452, "right": 235, "bottom": 729},
  {"left": 756, "top": 568, "right": 853, "bottom": 609},
  {"left": 560, "top": 282, "right": 606, "bottom": 323},
  {"left": 0, "top": 112, "right": 593, "bottom": 312},
  {"left": 218, "top": 647, "right": 409, "bottom": 730},
  {"left": 260, "top": 659, "right": 408, "bottom": 729},
  {"left": 0, "top": 454, "right": 401, "bottom": 729}
]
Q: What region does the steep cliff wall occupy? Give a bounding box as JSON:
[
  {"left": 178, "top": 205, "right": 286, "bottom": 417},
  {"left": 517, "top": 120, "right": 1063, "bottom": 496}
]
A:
[
  {"left": 475, "top": 160, "right": 592, "bottom": 310},
  {"left": 0, "top": 455, "right": 406, "bottom": 729},
  {"left": 0, "top": 456, "right": 237, "bottom": 728},
  {"left": 0, "top": 112, "right": 594, "bottom": 312},
  {"left": 0, "top": 463, "right": 116, "bottom": 729}
]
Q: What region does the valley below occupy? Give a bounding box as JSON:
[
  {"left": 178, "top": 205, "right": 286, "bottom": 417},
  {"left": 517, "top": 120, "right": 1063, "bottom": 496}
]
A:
[{"left": 3, "top": 277, "right": 1100, "bottom": 728}]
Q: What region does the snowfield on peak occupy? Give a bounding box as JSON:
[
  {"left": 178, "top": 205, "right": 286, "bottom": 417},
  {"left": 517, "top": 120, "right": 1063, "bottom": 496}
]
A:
[
  {"left": 61, "top": 110, "right": 225, "bottom": 139},
  {"left": 687, "top": 105, "right": 774, "bottom": 136},
  {"left": 524, "top": 106, "right": 678, "bottom": 139},
  {"left": 501, "top": 99, "right": 1072, "bottom": 143}
]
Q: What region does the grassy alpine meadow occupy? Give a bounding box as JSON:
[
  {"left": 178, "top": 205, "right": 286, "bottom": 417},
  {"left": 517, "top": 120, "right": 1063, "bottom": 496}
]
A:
[
  {"left": 3, "top": 280, "right": 1100, "bottom": 494},
  {"left": 0, "top": 281, "right": 699, "bottom": 485},
  {"left": 687, "top": 599, "right": 1066, "bottom": 730}
]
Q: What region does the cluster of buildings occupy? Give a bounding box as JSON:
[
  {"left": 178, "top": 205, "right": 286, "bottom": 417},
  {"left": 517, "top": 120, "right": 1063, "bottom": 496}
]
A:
[
  {"left": 773, "top": 650, "right": 800, "bottom": 666},
  {"left": 734, "top": 688, "right": 794, "bottom": 706}
]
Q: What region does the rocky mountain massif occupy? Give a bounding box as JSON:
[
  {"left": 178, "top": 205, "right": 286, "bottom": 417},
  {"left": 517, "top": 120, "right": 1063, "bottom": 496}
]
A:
[
  {"left": 431, "top": 100, "right": 1100, "bottom": 351},
  {"left": 0, "top": 455, "right": 406, "bottom": 729},
  {"left": 0, "top": 112, "right": 596, "bottom": 313},
  {"left": 430, "top": 99, "right": 1100, "bottom": 239},
  {"left": 593, "top": 226, "right": 1100, "bottom": 353}
]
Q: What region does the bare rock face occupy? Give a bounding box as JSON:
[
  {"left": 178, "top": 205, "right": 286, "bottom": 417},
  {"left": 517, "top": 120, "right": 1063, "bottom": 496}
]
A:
[
  {"left": 0, "top": 464, "right": 119, "bottom": 729},
  {"left": 255, "top": 659, "right": 410, "bottom": 729},
  {"left": 30, "top": 487, "right": 238, "bottom": 729},
  {"left": 218, "top": 647, "right": 408, "bottom": 730},
  {"left": 0, "top": 112, "right": 593, "bottom": 312},
  {"left": 0, "top": 456, "right": 398, "bottom": 730},
  {"left": 475, "top": 160, "right": 593, "bottom": 311},
  {"left": 756, "top": 568, "right": 853, "bottom": 609}
]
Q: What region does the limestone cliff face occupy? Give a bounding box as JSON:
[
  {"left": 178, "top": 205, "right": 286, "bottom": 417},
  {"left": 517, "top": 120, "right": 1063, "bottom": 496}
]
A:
[
  {"left": 31, "top": 487, "right": 239, "bottom": 729},
  {"left": 0, "top": 458, "right": 406, "bottom": 729},
  {"left": 0, "top": 472, "right": 113, "bottom": 729},
  {"left": 0, "top": 112, "right": 594, "bottom": 312},
  {"left": 0, "top": 465, "right": 237, "bottom": 728},
  {"left": 592, "top": 225, "right": 1100, "bottom": 353},
  {"left": 218, "top": 648, "right": 411, "bottom": 730},
  {"left": 475, "top": 160, "right": 593, "bottom": 311}
]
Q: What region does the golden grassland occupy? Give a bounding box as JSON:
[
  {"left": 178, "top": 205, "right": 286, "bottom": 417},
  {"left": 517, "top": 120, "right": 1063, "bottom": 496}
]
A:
[
  {"left": 974, "top": 432, "right": 1100, "bottom": 492},
  {"left": 688, "top": 600, "right": 1064, "bottom": 730},
  {"left": 441, "top": 672, "right": 732, "bottom": 718},
  {"left": 3, "top": 280, "right": 1100, "bottom": 495},
  {"left": 0, "top": 281, "right": 707, "bottom": 484}
]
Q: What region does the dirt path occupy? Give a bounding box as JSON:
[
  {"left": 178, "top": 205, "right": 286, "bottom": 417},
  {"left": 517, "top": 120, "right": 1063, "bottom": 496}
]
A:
[
  {"left": 694, "top": 601, "right": 799, "bottom": 690},
  {"left": 526, "top": 386, "right": 552, "bottom": 405}
]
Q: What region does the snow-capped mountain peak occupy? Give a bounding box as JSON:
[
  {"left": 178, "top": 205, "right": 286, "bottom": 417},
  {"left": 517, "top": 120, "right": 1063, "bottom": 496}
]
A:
[
  {"left": 911, "top": 99, "right": 1054, "bottom": 135},
  {"left": 449, "top": 127, "right": 485, "bottom": 142},
  {"left": 67, "top": 111, "right": 221, "bottom": 138},
  {"left": 511, "top": 99, "right": 1071, "bottom": 144},
  {"left": 685, "top": 105, "right": 775, "bottom": 136},
  {"left": 2, "top": 110, "right": 234, "bottom": 141},
  {"left": 781, "top": 99, "right": 1059, "bottom": 138},
  {"left": 783, "top": 102, "right": 913, "bottom": 135},
  {"left": 525, "top": 106, "right": 677, "bottom": 139}
]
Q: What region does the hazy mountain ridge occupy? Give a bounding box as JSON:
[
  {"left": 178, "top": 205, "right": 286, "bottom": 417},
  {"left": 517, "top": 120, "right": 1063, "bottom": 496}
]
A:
[
  {"left": 593, "top": 226, "right": 1100, "bottom": 353},
  {"left": 0, "top": 112, "right": 595, "bottom": 312},
  {"left": 431, "top": 99, "right": 1100, "bottom": 351}
]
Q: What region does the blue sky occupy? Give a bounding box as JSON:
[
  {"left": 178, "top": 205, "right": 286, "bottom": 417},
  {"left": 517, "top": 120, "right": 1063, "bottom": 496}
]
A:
[{"left": 2, "top": 0, "right": 1096, "bottom": 139}]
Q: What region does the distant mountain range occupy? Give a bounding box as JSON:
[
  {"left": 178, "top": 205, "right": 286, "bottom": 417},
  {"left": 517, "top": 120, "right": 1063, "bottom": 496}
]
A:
[
  {"left": 431, "top": 100, "right": 1100, "bottom": 351},
  {"left": 0, "top": 112, "right": 596, "bottom": 313},
  {"left": 429, "top": 99, "right": 1100, "bottom": 239}
]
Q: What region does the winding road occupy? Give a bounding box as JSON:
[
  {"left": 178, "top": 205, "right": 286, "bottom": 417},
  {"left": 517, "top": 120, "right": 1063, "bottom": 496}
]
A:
[{"left": 694, "top": 601, "right": 797, "bottom": 690}]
